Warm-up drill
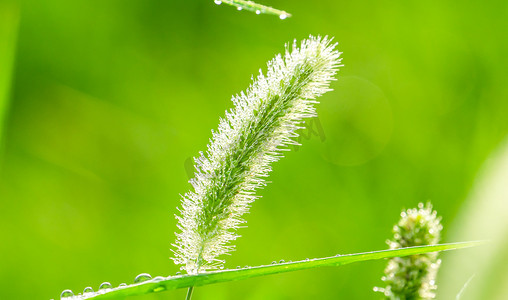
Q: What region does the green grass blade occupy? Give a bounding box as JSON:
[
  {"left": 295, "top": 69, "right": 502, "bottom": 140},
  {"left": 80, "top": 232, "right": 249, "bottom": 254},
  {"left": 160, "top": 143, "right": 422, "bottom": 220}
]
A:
[
  {"left": 68, "top": 241, "right": 483, "bottom": 299},
  {"left": 217, "top": 0, "right": 291, "bottom": 19}
]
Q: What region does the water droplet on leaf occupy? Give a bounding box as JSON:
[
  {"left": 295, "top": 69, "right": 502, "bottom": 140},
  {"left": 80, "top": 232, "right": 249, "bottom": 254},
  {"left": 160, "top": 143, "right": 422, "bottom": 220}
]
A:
[
  {"left": 99, "top": 282, "right": 113, "bottom": 290},
  {"left": 60, "top": 289, "right": 74, "bottom": 298},
  {"left": 279, "top": 260, "right": 285, "bottom": 263},
  {"left": 83, "top": 287, "right": 94, "bottom": 294},
  {"left": 134, "top": 273, "right": 152, "bottom": 283},
  {"left": 214, "top": 0, "right": 222, "bottom": 4}
]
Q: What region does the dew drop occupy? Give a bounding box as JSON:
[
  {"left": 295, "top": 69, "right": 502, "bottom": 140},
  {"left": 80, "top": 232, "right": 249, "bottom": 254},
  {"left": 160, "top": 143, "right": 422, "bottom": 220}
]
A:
[
  {"left": 271, "top": 261, "right": 277, "bottom": 264},
  {"left": 118, "top": 283, "right": 127, "bottom": 287},
  {"left": 279, "top": 13, "right": 287, "bottom": 20},
  {"left": 175, "top": 272, "right": 181, "bottom": 275},
  {"left": 335, "top": 254, "right": 342, "bottom": 257},
  {"left": 214, "top": 0, "right": 222, "bottom": 4},
  {"left": 99, "top": 282, "right": 113, "bottom": 291},
  {"left": 219, "top": 266, "right": 224, "bottom": 270},
  {"left": 152, "top": 276, "right": 165, "bottom": 281},
  {"left": 255, "top": 10, "right": 261, "bottom": 14},
  {"left": 305, "top": 258, "right": 310, "bottom": 262},
  {"left": 279, "top": 260, "right": 285, "bottom": 263},
  {"left": 83, "top": 287, "right": 94, "bottom": 294},
  {"left": 134, "top": 273, "right": 152, "bottom": 283},
  {"left": 60, "top": 289, "right": 74, "bottom": 299},
  {"left": 244, "top": 265, "right": 249, "bottom": 269},
  {"left": 237, "top": 7, "right": 242, "bottom": 11}
]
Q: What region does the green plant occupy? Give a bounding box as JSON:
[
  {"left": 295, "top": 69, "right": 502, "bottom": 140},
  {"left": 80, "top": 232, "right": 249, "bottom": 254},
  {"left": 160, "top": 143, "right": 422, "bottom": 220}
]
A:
[
  {"left": 55, "top": 36, "right": 481, "bottom": 300},
  {"left": 173, "top": 35, "right": 340, "bottom": 275},
  {"left": 213, "top": 0, "right": 291, "bottom": 19},
  {"left": 375, "top": 203, "right": 442, "bottom": 299}
]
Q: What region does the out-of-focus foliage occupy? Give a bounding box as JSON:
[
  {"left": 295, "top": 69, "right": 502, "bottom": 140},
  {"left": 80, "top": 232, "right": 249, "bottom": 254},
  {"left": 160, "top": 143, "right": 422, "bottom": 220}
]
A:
[
  {"left": 0, "top": 0, "right": 506, "bottom": 299},
  {"left": 439, "top": 138, "right": 508, "bottom": 300}
]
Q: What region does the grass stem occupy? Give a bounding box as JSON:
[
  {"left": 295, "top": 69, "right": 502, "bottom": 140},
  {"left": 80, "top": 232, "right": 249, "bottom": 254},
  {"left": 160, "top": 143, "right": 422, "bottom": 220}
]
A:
[{"left": 185, "top": 286, "right": 194, "bottom": 300}]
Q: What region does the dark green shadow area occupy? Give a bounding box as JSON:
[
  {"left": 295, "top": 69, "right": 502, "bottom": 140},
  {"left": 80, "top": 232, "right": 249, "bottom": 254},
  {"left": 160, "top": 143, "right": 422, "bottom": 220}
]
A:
[{"left": 0, "top": 1, "right": 19, "bottom": 155}]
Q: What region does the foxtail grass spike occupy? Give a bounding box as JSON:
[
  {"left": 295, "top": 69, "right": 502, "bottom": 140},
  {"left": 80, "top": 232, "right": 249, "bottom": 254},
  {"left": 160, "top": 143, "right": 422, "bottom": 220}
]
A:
[
  {"left": 375, "top": 203, "right": 443, "bottom": 299},
  {"left": 172, "top": 35, "right": 342, "bottom": 274},
  {"left": 214, "top": 0, "right": 291, "bottom": 19}
]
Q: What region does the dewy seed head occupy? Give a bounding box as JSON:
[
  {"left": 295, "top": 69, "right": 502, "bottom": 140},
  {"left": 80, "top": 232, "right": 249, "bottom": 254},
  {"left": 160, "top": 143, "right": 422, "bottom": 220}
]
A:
[{"left": 172, "top": 35, "right": 343, "bottom": 274}]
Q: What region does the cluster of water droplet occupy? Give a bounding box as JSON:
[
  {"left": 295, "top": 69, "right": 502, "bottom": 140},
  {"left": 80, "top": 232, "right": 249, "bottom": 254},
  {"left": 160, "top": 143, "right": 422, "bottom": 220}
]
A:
[
  {"left": 60, "top": 281, "right": 115, "bottom": 299},
  {"left": 213, "top": 0, "right": 288, "bottom": 20},
  {"left": 58, "top": 256, "right": 335, "bottom": 299},
  {"left": 59, "top": 272, "right": 182, "bottom": 299},
  {"left": 57, "top": 256, "right": 332, "bottom": 299}
]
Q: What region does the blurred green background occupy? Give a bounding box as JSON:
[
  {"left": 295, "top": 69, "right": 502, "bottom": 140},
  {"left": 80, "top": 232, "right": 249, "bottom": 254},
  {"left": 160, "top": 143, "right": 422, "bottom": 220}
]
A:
[{"left": 0, "top": 0, "right": 507, "bottom": 299}]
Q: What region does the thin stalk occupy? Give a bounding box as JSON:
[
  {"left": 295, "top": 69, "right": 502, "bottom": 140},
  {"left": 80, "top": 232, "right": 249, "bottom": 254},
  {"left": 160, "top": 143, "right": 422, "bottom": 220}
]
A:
[{"left": 185, "top": 286, "right": 194, "bottom": 300}]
